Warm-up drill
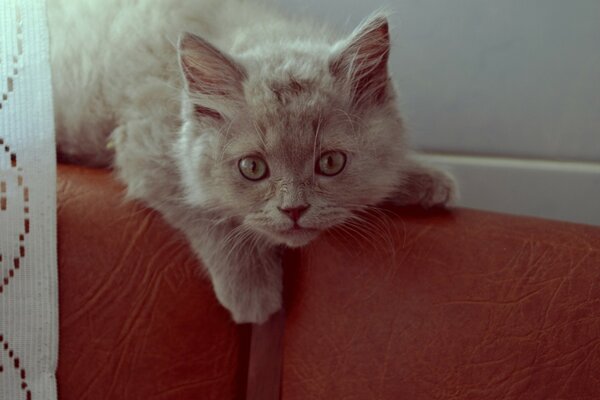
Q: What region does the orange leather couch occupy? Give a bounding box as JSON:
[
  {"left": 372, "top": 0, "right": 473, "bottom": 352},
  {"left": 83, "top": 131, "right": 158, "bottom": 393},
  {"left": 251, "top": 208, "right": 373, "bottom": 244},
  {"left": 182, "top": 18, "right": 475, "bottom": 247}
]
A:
[{"left": 57, "top": 164, "right": 600, "bottom": 399}]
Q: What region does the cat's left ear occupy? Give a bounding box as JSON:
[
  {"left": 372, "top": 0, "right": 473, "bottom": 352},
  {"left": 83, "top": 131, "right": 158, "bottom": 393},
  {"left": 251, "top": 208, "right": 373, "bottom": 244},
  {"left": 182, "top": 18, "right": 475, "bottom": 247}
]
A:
[
  {"left": 330, "top": 14, "right": 391, "bottom": 108},
  {"left": 178, "top": 33, "right": 246, "bottom": 119}
]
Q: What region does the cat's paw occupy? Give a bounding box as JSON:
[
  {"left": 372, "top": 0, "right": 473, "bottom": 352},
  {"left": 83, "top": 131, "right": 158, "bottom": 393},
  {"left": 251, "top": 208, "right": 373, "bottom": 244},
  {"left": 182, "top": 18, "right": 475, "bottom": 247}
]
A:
[
  {"left": 390, "top": 163, "right": 457, "bottom": 208},
  {"left": 228, "top": 286, "right": 282, "bottom": 324},
  {"left": 208, "top": 250, "right": 283, "bottom": 324},
  {"left": 416, "top": 168, "right": 457, "bottom": 208}
]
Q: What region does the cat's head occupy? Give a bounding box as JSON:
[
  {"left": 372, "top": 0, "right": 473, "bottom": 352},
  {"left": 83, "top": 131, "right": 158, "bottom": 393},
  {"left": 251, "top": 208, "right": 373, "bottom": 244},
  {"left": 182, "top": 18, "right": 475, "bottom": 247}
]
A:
[{"left": 175, "top": 14, "right": 407, "bottom": 248}]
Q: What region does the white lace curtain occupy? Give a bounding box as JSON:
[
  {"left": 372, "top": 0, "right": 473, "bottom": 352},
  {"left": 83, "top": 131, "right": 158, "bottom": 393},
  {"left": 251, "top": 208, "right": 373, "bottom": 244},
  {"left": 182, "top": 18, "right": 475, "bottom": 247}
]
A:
[{"left": 0, "top": 0, "right": 58, "bottom": 399}]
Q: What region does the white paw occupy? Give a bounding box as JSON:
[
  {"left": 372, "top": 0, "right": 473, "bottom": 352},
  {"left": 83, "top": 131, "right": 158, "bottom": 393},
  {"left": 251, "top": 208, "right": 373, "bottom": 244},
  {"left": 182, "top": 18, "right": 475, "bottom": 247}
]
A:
[
  {"left": 419, "top": 169, "right": 457, "bottom": 208},
  {"left": 390, "top": 166, "right": 458, "bottom": 208},
  {"left": 211, "top": 262, "right": 283, "bottom": 325},
  {"left": 228, "top": 287, "right": 282, "bottom": 324}
]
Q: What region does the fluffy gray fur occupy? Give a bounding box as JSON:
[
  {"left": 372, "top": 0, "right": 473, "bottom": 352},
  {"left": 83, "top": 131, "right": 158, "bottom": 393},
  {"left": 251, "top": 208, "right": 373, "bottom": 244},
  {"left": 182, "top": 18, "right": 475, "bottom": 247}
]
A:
[{"left": 49, "top": 0, "right": 456, "bottom": 323}]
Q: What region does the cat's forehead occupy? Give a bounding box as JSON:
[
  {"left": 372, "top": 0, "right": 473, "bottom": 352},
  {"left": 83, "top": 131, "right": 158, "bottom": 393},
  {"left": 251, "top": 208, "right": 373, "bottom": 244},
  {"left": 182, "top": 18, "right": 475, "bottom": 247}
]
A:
[
  {"left": 232, "top": 62, "right": 356, "bottom": 162},
  {"left": 244, "top": 72, "right": 342, "bottom": 130},
  {"left": 225, "top": 78, "right": 355, "bottom": 167},
  {"left": 247, "top": 79, "right": 347, "bottom": 139}
]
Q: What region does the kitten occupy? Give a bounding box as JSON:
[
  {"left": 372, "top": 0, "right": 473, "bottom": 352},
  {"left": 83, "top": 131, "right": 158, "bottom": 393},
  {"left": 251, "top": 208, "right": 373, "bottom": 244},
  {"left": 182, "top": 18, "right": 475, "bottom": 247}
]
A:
[{"left": 49, "top": 0, "right": 456, "bottom": 323}]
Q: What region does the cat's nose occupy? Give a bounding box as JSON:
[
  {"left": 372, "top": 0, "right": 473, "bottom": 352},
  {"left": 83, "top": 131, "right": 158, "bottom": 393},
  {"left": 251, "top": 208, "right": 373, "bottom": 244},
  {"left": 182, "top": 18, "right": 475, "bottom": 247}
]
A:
[{"left": 278, "top": 205, "right": 310, "bottom": 223}]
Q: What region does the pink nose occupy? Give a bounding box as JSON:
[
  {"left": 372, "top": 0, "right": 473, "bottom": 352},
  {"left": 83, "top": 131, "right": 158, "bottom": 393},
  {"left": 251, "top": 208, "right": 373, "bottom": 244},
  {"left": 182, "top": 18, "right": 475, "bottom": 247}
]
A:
[{"left": 278, "top": 205, "right": 310, "bottom": 222}]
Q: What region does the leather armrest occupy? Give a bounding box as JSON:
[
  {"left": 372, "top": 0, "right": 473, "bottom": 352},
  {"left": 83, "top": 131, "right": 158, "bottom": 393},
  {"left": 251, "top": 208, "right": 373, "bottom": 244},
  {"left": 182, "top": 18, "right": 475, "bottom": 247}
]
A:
[
  {"left": 57, "top": 165, "right": 250, "bottom": 400},
  {"left": 283, "top": 206, "right": 600, "bottom": 399},
  {"left": 57, "top": 164, "right": 600, "bottom": 399}
]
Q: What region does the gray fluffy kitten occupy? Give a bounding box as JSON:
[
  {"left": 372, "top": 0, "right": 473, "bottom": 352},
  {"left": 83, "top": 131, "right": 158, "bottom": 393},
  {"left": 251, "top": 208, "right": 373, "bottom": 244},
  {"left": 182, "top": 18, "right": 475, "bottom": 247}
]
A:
[{"left": 49, "top": 0, "right": 455, "bottom": 323}]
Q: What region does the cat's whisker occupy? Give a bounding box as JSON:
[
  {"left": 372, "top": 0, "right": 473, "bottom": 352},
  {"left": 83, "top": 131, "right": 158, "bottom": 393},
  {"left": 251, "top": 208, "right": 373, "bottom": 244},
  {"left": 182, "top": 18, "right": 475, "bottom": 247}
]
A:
[
  {"left": 334, "top": 107, "right": 362, "bottom": 137},
  {"left": 311, "top": 113, "right": 323, "bottom": 184},
  {"left": 253, "top": 121, "right": 269, "bottom": 152},
  {"left": 221, "top": 223, "right": 246, "bottom": 246},
  {"left": 222, "top": 225, "right": 255, "bottom": 263},
  {"left": 341, "top": 208, "right": 398, "bottom": 256},
  {"left": 362, "top": 206, "right": 403, "bottom": 253},
  {"left": 339, "top": 218, "right": 374, "bottom": 246},
  {"left": 216, "top": 118, "right": 237, "bottom": 162},
  {"left": 246, "top": 230, "right": 266, "bottom": 257}
]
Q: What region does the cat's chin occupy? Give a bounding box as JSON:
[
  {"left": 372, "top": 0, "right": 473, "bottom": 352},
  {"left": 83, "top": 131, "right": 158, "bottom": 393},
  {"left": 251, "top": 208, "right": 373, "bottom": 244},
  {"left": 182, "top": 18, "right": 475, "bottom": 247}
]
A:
[{"left": 265, "top": 227, "right": 321, "bottom": 248}]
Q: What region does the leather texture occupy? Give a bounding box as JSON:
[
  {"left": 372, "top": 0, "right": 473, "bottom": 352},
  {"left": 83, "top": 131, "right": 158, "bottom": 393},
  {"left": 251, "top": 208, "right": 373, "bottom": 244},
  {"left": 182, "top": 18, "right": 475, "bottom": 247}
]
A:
[
  {"left": 283, "top": 207, "right": 600, "bottom": 399},
  {"left": 57, "top": 165, "right": 600, "bottom": 399},
  {"left": 57, "top": 165, "right": 250, "bottom": 400}
]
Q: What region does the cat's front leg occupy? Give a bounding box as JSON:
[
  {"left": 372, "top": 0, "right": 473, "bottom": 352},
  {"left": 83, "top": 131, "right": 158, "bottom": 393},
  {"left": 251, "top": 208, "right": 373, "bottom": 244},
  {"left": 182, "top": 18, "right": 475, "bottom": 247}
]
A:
[
  {"left": 389, "top": 158, "right": 457, "bottom": 208},
  {"left": 111, "top": 120, "right": 282, "bottom": 324},
  {"left": 187, "top": 223, "right": 283, "bottom": 324}
]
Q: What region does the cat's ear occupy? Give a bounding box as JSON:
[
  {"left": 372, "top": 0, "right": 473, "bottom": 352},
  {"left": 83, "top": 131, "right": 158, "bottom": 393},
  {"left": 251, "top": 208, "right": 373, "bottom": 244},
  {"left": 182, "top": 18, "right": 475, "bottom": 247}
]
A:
[
  {"left": 178, "top": 32, "right": 246, "bottom": 119},
  {"left": 330, "top": 14, "right": 391, "bottom": 108}
]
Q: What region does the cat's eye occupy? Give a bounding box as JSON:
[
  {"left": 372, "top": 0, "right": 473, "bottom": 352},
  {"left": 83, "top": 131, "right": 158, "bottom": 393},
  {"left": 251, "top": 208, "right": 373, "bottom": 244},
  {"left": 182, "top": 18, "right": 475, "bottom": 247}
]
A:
[
  {"left": 238, "top": 156, "right": 269, "bottom": 181},
  {"left": 316, "top": 151, "right": 346, "bottom": 176}
]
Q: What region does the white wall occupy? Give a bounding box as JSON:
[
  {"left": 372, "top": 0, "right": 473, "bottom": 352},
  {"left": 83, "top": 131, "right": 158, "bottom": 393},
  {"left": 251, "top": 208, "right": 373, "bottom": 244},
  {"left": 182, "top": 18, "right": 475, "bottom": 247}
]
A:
[{"left": 279, "top": 0, "right": 600, "bottom": 226}]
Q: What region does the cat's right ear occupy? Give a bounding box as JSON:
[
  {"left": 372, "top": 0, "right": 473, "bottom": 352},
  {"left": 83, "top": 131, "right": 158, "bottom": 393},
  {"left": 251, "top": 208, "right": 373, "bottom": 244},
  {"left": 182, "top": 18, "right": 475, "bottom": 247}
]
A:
[
  {"left": 178, "top": 33, "right": 247, "bottom": 119},
  {"left": 330, "top": 14, "right": 391, "bottom": 109}
]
